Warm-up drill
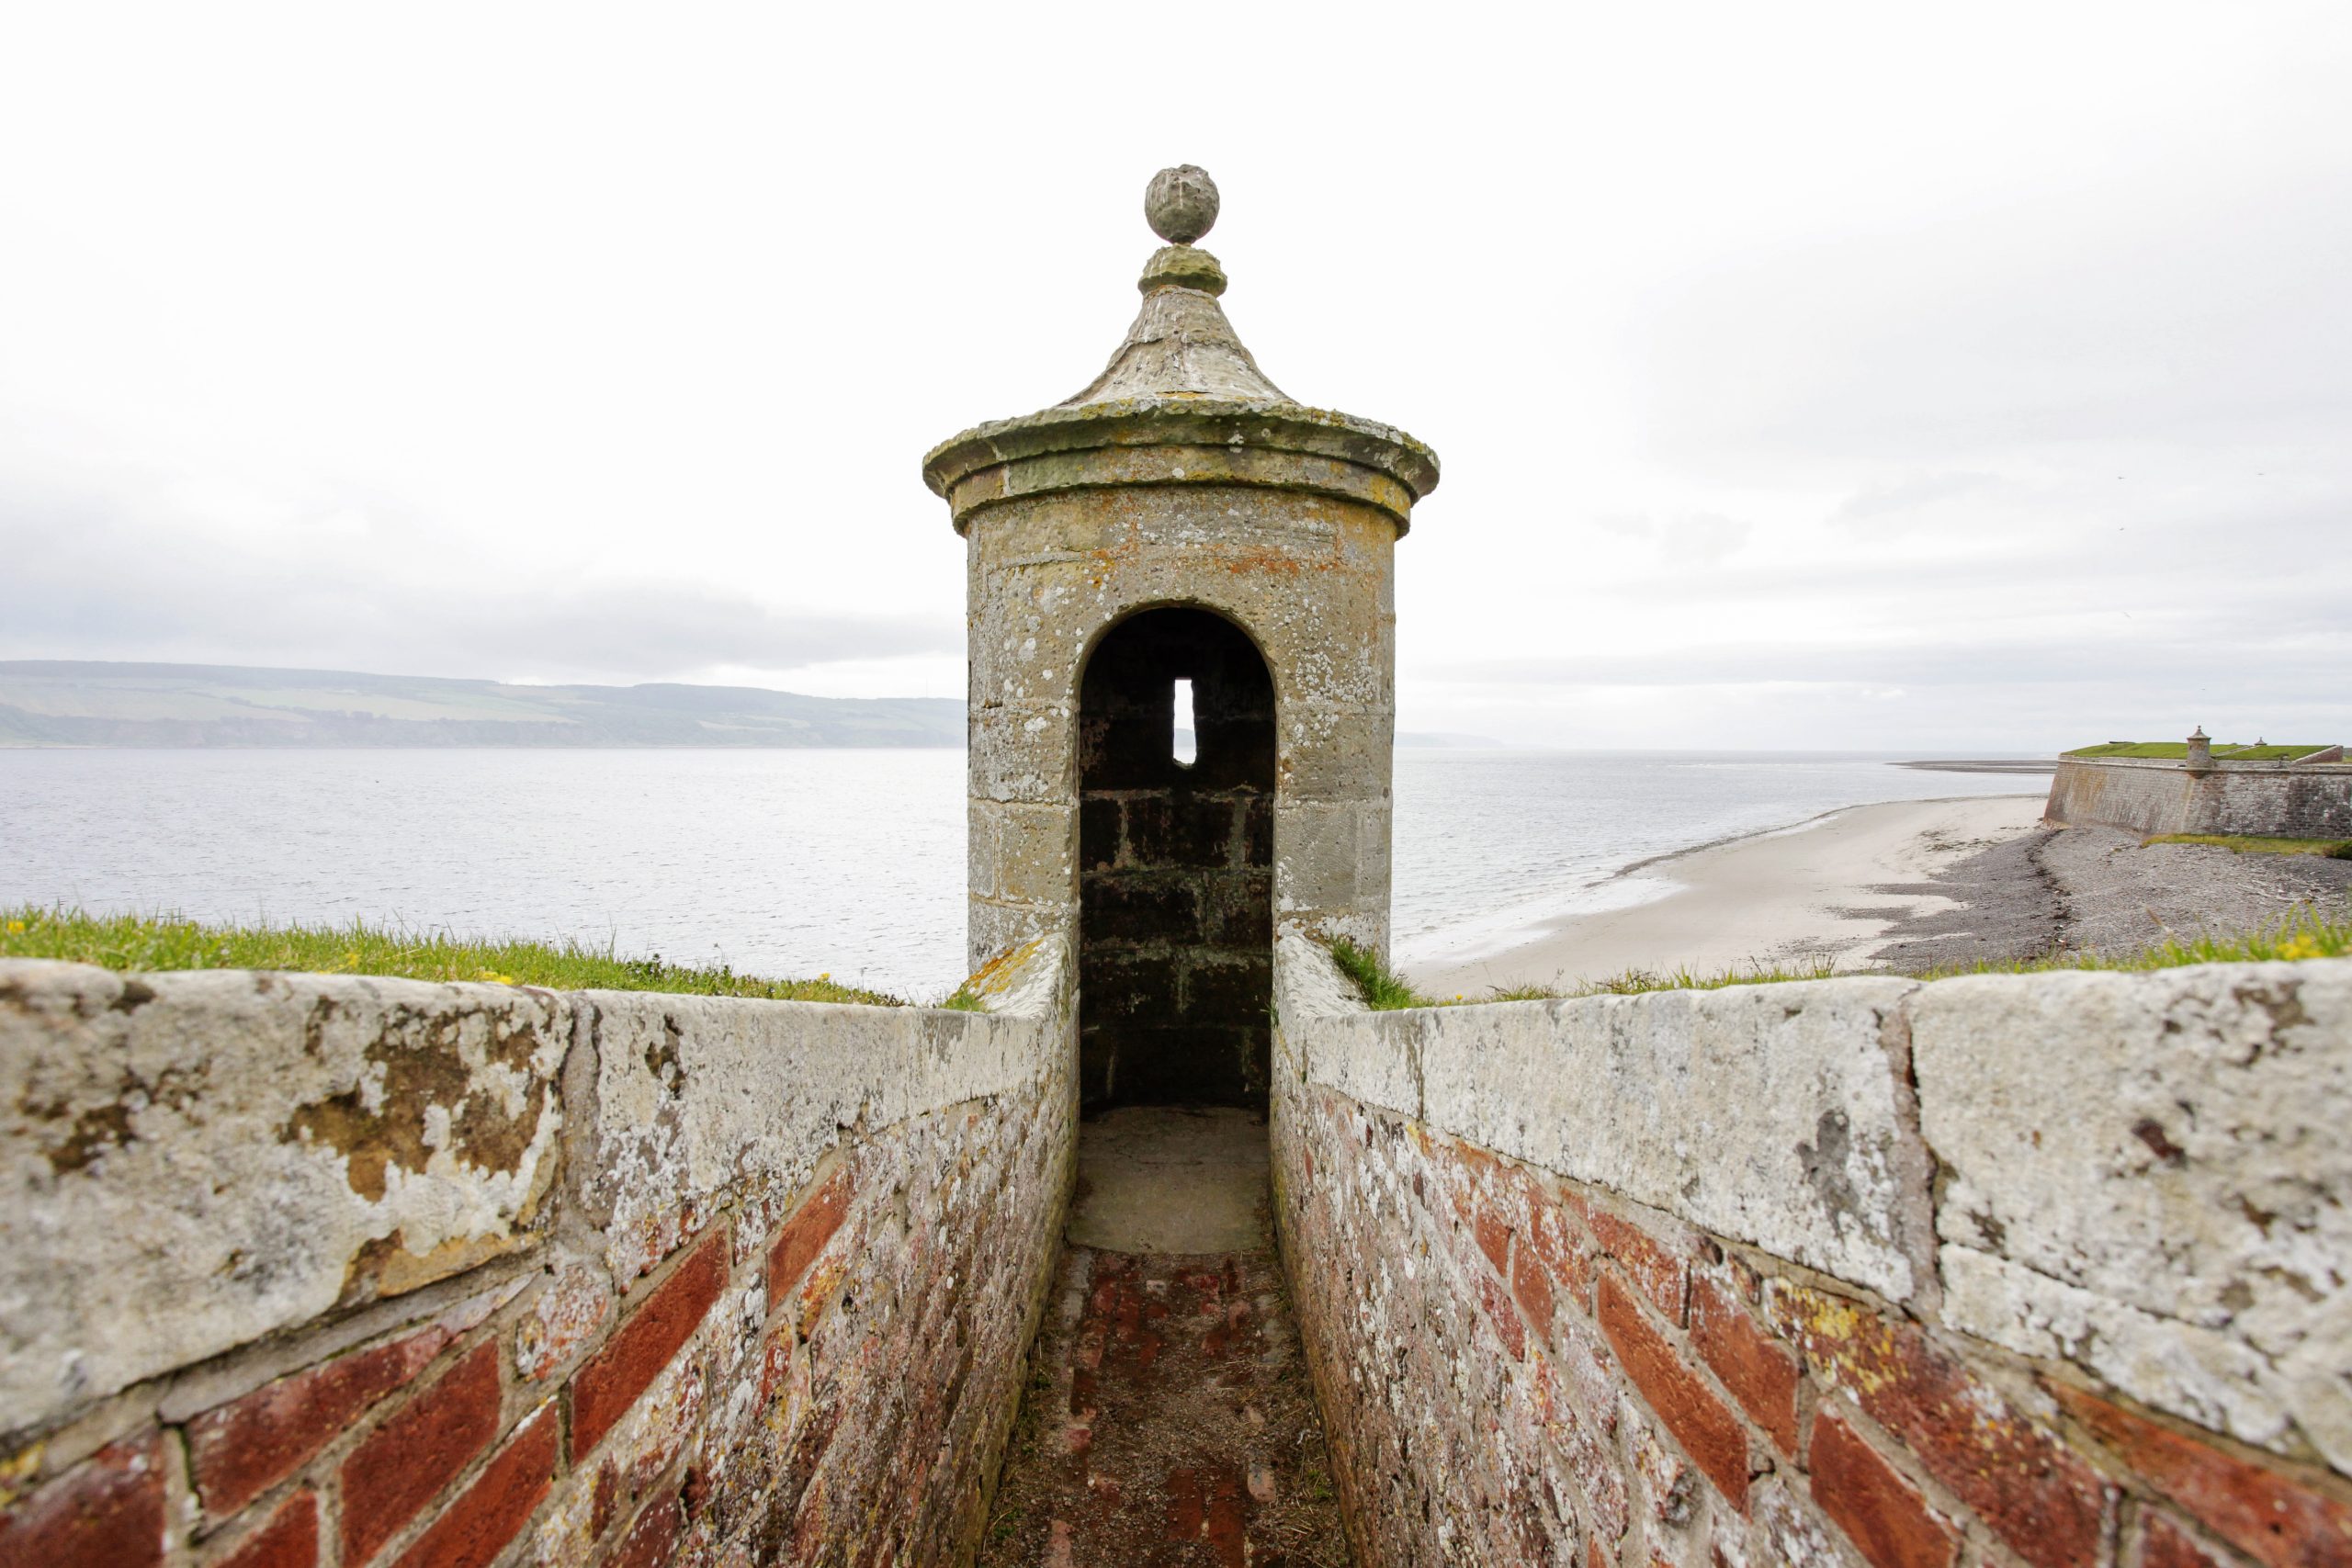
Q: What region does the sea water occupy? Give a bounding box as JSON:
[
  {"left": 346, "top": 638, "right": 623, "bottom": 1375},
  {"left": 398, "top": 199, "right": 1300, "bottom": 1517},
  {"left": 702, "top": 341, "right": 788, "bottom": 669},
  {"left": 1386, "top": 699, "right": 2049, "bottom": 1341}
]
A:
[{"left": 0, "top": 749, "right": 2040, "bottom": 999}]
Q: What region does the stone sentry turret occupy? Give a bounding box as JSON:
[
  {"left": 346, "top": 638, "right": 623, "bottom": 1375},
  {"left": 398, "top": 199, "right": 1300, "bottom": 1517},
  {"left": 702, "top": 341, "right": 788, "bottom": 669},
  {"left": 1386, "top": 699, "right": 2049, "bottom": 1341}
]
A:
[{"left": 924, "top": 167, "right": 1438, "bottom": 1112}]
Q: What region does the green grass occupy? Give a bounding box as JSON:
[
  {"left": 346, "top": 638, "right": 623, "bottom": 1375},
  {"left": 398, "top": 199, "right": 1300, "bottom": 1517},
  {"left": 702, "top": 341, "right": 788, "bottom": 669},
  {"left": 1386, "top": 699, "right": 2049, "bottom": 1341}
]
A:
[
  {"left": 1327, "top": 938, "right": 1428, "bottom": 1009},
  {"left": 0, "top": 906, "right": 906, "bottom": 1006},
  {"left": 1928, "top": 905, "right": 2347, "bottom": 974},
  {"left": 2145, "top": 833, "right": 2352, "bottom": 858},
  {"left": 1325, "top": 907, "right": 2349, "bottom": 1011},
  {"left": 2064, "top": 741, "right": 2335, "bottom": 761}
]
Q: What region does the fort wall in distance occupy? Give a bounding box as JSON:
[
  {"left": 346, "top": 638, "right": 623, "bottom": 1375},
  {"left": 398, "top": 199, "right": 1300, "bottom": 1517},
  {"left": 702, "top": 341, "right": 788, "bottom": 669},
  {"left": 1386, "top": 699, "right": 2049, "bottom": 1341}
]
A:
[{"left": 2046, "top": 756, "right": 2352, "bottom": 840}]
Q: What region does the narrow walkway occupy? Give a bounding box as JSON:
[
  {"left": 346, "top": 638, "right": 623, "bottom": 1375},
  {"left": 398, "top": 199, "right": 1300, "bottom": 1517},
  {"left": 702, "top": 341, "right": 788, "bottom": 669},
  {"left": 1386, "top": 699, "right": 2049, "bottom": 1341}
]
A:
[{"left": 981, "top": 1108, "right": 1349, "bottom": 1568}]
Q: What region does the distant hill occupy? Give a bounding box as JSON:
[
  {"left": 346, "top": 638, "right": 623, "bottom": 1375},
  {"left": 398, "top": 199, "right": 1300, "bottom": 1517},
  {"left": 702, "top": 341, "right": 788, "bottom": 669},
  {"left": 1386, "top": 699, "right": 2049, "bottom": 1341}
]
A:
[
  {"left": 0, "top": 661, "right": 965, "bottom": 748},
  {"left": 0, "top": 662, "right": 1520, "bottom": 751},
  {"left": 1396, "top": 731, "right": 1509, "bottom": 750}
]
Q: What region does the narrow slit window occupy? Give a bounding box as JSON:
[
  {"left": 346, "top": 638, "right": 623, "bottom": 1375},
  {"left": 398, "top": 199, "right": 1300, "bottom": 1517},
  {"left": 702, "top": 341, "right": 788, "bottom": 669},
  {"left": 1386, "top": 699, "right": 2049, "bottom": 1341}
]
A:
[{"left": 1172, "top": 678, "right": 1197, "bottom": 766}]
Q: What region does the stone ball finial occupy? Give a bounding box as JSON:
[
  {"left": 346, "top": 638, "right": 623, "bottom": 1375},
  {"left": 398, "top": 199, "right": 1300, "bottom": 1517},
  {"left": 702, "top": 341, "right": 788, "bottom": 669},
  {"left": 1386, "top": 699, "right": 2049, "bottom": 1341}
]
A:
[{"left": 1146, "top": 165, "right": 1219, "bottom": 246}]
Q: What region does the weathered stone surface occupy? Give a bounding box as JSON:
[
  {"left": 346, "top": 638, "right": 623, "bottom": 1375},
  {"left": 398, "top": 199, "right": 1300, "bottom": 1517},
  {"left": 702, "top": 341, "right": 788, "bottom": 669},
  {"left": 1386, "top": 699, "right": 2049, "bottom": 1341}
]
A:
[
  {"left": 579, "top": 945, "right": 1056, "bottom": 1284},
  {"left": 1917, "top": 960, "right": 2352, "bottom": 1466},
  {"left": 513, "top": 1251, "right": 611, "bottom": 1382},
  {"left": 1145, "top": 164, "right": 1219, "bottom": 245},
  {"left": 0, "top": 962, "right": 568, "bottom": 1438},
  {"left": 933, "top": 171, "right": 1431, "bottom": 996},
  {"left": 1274, "top": 950, "right": 2349, "bottom": 1565},
  {"left": 1940, "top": 1246, "right": 2286, "bottom": 1458},
  {"left": 2045, "top": 754, "right": 2352, "bottom": 839},
  {"left": 1286, "top": 973, "right": 1931, "bottom": 1301},
  {"left": 953, "top": 484, "right": 1405, "bottom": 971},
  {"left": 0, "top": 928, "right": 1073, "bottom": 1568}
]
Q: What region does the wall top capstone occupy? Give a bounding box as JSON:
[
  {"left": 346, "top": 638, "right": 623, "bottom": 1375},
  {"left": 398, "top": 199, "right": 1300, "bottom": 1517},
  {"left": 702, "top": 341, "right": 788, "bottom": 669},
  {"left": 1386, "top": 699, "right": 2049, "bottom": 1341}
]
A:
[{"left": 922, "top": 165, "right": 1439, "bottom": 531}]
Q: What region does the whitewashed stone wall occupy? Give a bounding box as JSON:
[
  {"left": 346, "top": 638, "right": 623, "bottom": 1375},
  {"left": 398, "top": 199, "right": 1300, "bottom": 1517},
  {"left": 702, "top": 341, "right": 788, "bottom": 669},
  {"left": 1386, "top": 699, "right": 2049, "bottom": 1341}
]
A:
[
  {"left": 1272, "top": 938, "right": 2352, "bottom": 1566},
  {"left": 0, "top": 943, "right": 1073, "bottom": 1567}
]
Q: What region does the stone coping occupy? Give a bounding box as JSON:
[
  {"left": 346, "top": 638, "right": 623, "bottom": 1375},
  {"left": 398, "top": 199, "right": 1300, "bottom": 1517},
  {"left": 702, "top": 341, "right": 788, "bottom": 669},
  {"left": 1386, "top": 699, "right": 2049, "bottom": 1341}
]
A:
[
  {"left": 0, "top": 937, "right": 1069, "bottom": 1441},
  {"left": 922, "top": 398, "right": 1440, "bottom": 532},
  {"left": 1271, "top": 935, "right": 2352, "bottom": 1471}
]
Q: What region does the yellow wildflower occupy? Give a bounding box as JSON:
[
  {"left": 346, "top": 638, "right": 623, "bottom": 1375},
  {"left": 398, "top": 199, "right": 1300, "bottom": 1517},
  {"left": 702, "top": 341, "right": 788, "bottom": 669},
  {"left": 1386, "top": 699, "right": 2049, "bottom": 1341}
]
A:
[
  {"left": 5, "top": 919, "right": 24, "bottom": 935},
  {"left": 2278, "top": 935, "right": 2323, "bottom": 961}
]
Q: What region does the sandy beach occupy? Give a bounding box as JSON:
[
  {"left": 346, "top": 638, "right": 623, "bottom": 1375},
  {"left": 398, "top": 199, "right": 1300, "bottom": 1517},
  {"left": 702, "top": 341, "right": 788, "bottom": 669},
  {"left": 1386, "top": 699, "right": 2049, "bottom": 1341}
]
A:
[{"left": 1407, "top": 795, "right": 2048, "bottom": 996}]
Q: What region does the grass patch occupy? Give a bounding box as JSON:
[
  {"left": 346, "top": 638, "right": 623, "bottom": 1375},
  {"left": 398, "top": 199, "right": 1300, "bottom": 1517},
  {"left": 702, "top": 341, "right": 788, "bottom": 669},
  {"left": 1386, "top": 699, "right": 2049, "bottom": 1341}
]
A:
[
  {"left": 1327, "top": 938, "right": 1844, "bottom": 1010},
  {"left": 2145, "top": 833, "right": 2352, "bottom": 858},
  {"left": 1928, "top": 905, "right": 2347, "bottom": 973},
  {"left": 0, "top": 906, "right": 906, "bottom": 1006},
  {"left": 1327, "top": 938, "right": 1429, "bottom": 1010},
  {"left": 2065, "top": 741, "right": 2335, "bottom": 761},
  {"left": 1326, "top": 907, "right": 2348, "bottom": 1011}
]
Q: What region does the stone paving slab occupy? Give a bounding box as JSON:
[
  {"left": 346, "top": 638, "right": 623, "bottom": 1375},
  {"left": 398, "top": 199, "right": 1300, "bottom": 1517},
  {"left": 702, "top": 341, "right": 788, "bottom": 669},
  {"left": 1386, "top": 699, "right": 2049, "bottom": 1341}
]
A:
[{"left": 1068, "top": 1106, "right": 1268, "bottom": 1254}]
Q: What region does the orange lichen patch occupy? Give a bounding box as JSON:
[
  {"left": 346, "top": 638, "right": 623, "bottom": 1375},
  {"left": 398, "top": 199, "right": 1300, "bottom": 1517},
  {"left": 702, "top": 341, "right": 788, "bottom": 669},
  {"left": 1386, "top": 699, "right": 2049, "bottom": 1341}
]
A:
[
  {"left": 1769, "top": 1284, "right": 1907, "bottom": 1398},
  {"left": 283, "top": 1009, "right": 555, "bottom": 1201},
  {"left": 960, "top": 938, "right": 1045, "bottom": 1003},
  {"left": 0, "top": 1442, "right": 44, "bottom": 1511},
  {"left": 1770, "top": 1280, "right": 2112, "bottom": 1568},
  {"left": 339, "top": 1228, "right": 527, "bottom": 1306},
  {"left": 794, "top": 1245, "right": 853, "bottom": 1340}
]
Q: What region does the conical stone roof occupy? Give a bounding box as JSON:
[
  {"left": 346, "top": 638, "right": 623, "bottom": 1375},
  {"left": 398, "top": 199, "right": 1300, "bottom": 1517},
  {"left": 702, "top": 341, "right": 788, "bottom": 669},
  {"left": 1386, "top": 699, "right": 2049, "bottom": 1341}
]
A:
[
  {"left": 1057, "top": 243, "right": 1289, "bottom": 406},
  {"left": 922, "top": 167, "right": 1438, "bottom": 533}
]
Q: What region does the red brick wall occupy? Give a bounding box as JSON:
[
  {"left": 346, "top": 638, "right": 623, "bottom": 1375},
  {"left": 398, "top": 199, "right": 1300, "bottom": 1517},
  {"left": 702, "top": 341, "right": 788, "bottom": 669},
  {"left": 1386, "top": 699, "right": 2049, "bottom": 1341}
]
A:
[
  {"left": 0, "top": 955, "right": 1074, "bottom": 1568},
  {"left": 0, "top": 1085, "right": 1068, "bottom": 1568},
  {"left": 1275, "top": 1087, "right": 2352, "bottom": 1568}
]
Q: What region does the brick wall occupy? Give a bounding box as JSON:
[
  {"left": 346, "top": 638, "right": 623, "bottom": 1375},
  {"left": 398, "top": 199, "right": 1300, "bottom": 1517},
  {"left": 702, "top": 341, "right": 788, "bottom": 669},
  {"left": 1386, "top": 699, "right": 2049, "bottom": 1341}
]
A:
[
  {"left": 0, "top": 940, "right": 1073, "bottom": 1567},
  {"left": 1271, "top": 938, "right": 2352, "bottom": 1567},
  {"left": 2046, "top": 758, "right": 2352, "bottom": 838}
]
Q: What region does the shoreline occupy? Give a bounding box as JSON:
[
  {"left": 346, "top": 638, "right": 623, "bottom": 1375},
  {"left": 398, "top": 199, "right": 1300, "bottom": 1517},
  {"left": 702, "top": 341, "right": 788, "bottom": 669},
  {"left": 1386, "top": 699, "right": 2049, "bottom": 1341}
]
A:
[{"left": 1402, "top": 795, "right": 2049, "bottom": 996}]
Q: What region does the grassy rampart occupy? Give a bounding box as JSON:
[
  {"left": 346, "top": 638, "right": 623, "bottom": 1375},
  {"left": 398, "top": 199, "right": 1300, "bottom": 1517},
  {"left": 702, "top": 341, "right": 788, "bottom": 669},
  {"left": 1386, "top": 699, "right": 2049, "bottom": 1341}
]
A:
[
  {"left": 0, "top": 907, "right": 905, "bottom": 1006},
  {"left": 2064, "top": 740, "right": 2335, "bottom": 761}
]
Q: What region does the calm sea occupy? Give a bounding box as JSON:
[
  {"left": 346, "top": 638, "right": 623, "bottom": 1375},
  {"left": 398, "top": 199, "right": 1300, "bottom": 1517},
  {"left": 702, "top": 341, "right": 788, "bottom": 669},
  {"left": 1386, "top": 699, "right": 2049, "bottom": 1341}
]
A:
[{"left": 0, "top": 750, "right": 2041, "bottom": 999}]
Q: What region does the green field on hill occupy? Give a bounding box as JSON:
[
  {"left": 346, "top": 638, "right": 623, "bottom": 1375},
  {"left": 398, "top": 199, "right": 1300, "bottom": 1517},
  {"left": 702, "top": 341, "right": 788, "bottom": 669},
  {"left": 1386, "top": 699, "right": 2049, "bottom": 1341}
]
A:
[{"left": 2064, "top": 740, "right": 2335, "bottom": 761}]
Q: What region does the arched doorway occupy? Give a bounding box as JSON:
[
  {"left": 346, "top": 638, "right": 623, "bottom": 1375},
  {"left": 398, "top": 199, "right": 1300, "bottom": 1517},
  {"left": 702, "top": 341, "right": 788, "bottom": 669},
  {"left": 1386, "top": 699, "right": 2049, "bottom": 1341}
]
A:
[{"left": 1076, "top": 606, "right": 1275, "bottom": 1114}]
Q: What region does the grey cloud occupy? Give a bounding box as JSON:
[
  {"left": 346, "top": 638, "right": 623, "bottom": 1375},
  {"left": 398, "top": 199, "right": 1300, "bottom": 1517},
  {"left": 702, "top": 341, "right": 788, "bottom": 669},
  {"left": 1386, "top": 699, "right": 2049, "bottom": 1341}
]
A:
[
  {"left": 0, "top": 482, "right": 957, "bottom": 682},
  {"left": 1426, "top": 627, "right": 2348, "bottom": 701},
  {"left": 1830, "top": 471, "right": 2009, "bottom": 525},
  {"left": 1585, "top": 511, "right": 1754, "bottom": 566}
]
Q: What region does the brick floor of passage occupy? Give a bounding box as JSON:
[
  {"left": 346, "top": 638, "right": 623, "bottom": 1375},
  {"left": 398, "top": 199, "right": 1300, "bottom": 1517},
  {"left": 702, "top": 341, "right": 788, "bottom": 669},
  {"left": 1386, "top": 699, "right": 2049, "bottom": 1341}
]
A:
[{"left": 979, "top": 1114, "right": 1348, "bottom": 1567}]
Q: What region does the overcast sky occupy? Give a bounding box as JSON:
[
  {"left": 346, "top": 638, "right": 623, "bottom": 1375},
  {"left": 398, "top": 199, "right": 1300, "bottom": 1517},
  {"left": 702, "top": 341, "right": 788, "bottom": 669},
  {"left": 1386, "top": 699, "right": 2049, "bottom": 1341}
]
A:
[{"left": 2, "top": 3, "right": 2346, "bottom": 750}]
